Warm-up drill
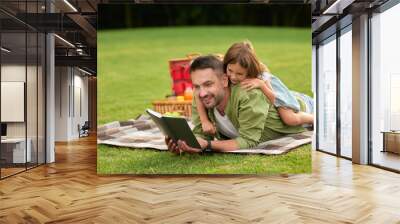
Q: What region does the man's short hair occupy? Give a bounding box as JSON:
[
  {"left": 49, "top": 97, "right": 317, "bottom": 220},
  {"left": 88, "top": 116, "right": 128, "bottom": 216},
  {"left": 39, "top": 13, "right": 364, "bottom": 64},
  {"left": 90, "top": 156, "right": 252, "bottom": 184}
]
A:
[{"left": 190, "top": 55, "right": 224, "bottom": 77}]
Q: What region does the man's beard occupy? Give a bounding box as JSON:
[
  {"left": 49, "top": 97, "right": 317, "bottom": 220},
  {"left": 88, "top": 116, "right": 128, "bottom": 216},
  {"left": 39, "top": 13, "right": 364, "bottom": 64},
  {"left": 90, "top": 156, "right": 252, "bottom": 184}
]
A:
[{"left": 200, "top": 92, "right": 223, "bottom": 109}]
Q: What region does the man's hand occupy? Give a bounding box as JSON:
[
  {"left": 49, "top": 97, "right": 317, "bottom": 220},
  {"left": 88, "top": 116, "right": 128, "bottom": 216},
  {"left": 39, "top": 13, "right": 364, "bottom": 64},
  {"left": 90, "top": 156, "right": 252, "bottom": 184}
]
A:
[
  {"left": 166, "top": 137, "right": 208, "bottom": 154},
  {"left": 177, "top": 140, "right": 202, "bottom": 154},
  {"left": 165, "top": 137, "right": 181, "bottom": 155},
  {"left": 196, "top": 137, "right": 208, "bottom": 150}
]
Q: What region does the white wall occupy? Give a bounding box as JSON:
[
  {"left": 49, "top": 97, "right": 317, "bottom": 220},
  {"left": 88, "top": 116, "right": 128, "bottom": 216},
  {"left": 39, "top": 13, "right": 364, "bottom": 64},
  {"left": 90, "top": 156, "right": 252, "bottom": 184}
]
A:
[
  {"left": 1, "top": 82, "right": 25, "bottom": 122},
  {"left": 55, "top": 66, "right": 69, "bottom": 141},
  {"left": 55, "top": 67, "right": 89, "bottom": 141},
  {"left": 1, "top": 66, "right": 26, "bottom": 128},
  {"left": 72, "top": 72, "right": 89, "bottom": 137},
  {"left": 1, "top": 64, "right": 46, "bottom": 164},
  {"left": 1, "top": 65, "right": 26, "bottom": 141}
]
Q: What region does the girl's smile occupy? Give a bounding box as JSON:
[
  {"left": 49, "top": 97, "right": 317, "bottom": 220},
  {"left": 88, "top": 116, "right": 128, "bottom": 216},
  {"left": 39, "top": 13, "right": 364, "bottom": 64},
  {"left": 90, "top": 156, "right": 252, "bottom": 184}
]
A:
[{"left": 227, "top": 63, "right": 247, "bottom": 84}]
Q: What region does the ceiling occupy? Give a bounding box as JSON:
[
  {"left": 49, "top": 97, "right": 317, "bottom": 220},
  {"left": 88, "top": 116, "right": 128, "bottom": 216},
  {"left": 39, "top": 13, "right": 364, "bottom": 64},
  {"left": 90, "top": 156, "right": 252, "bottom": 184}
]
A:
[
  {"left": 0, "top": 0, "right": 98, "bottom": 74},
  {"left": 311, "top": 0, "right": 390, "bottom": 42}
]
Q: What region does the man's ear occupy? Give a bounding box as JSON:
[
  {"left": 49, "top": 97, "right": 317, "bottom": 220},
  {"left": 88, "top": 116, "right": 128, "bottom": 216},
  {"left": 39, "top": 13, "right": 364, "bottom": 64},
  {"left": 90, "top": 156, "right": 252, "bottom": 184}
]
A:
[{"left": 221, "top": 73, "right": 229, "bottom": 88}]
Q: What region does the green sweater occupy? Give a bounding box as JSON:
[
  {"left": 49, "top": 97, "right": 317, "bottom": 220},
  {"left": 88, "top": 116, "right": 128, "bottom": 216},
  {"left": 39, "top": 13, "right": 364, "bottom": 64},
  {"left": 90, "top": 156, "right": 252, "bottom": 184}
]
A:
[{"left": 192, "top": 84, "right": 306, "bottom": 149}]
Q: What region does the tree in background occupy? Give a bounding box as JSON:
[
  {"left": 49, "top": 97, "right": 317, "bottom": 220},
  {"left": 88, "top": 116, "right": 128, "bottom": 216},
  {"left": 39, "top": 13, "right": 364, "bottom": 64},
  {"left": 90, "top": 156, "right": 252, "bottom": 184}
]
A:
[{"left": 99, "top": 4, "right": 310, "bottom": 30}]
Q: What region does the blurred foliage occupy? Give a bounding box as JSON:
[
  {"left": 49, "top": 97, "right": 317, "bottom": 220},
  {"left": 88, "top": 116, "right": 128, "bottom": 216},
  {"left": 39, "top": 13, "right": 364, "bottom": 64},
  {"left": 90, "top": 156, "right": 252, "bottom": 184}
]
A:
[{"left": 99, "top": 4, "right": 311, "bottom": 30}]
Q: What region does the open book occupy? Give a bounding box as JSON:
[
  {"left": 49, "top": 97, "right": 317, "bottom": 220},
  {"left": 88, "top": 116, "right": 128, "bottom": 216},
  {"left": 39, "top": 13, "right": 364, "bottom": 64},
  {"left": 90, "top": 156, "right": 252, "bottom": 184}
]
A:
[{"left": 146, "top": 109, "right": 201, "bottom": 148}]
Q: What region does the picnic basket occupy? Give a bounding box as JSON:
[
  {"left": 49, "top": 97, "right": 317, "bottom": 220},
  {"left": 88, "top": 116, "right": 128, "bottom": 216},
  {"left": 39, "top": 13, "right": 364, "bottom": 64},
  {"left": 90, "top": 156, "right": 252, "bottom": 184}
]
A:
[
  {"left": 152, "top": 99, "right": 192, "bottom": 118},
  {"left": 151, "top": 53, "right": 200, "bottom": 118}
]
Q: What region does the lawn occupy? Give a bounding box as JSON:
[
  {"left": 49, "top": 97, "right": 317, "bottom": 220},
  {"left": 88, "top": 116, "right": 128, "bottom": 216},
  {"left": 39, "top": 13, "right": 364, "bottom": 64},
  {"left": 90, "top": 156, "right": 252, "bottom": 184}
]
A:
[{"left": 97, "top": 26, "right": 312, "bottom": 174}]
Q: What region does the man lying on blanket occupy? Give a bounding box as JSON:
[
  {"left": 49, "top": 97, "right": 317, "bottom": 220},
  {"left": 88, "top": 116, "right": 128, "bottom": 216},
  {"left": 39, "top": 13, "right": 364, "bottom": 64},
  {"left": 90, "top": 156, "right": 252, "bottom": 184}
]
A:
[{"left": 166, "top": 55, "right": 309, "bottom": 154}]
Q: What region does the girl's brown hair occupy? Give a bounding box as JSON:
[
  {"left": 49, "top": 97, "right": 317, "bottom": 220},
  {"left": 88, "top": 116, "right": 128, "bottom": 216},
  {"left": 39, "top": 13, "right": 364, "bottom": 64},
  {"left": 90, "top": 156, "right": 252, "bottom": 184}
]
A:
[{"left": 223, "top": 40, "right": 270, "bottom": 78}]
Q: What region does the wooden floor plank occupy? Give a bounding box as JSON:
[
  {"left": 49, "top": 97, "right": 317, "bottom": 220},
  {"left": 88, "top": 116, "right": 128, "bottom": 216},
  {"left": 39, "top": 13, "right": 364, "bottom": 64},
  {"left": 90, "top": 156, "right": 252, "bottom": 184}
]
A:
[{"left": 0, "top": 135, "right": 400, "bottom": 223}]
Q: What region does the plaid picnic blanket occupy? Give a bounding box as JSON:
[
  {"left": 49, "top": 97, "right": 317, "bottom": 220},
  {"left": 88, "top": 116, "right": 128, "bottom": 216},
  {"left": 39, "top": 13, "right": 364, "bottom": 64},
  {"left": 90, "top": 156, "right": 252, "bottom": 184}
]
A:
[{"left": 97, "top": 115, "right": 312, "bottom": 155}]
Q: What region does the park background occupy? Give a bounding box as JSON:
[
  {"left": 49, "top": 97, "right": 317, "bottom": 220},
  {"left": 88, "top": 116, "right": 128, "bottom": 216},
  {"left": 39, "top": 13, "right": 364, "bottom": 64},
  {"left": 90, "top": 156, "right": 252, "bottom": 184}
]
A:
[{"left": 97, "top": 4, "right": 312, "bottom": 174}]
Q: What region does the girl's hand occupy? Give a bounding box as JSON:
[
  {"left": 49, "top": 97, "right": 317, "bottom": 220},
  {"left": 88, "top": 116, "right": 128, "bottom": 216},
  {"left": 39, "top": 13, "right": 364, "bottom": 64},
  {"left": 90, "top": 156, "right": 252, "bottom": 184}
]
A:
[
  {"left": 202, "top": 121, "right": 216, "bottom": 135},
  {"left": 240, "top": 78, "right": 265, "bottom": 91}
]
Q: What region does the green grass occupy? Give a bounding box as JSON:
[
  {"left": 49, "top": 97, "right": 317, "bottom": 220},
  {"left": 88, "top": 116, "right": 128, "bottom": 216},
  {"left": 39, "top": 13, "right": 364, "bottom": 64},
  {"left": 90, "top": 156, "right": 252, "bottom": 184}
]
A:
[
  {"left": 97, "top": 144, "right": 311, "bottom": 174},
  {"left": 98, "top": 26, "right": 312, "bottom": 174}
]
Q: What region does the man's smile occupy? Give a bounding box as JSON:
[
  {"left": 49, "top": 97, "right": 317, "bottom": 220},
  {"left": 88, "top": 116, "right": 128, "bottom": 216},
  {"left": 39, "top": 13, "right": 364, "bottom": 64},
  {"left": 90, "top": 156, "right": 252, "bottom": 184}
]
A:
[{"left": 201, "top": 95, "right": 213, "bottom": 105}]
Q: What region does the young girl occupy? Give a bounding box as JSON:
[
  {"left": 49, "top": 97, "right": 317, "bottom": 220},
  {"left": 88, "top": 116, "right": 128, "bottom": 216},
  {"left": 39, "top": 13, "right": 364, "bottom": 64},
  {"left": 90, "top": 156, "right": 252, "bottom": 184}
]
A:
[{"left": 195, "top": 41, "right": 314, "bottom": 135}]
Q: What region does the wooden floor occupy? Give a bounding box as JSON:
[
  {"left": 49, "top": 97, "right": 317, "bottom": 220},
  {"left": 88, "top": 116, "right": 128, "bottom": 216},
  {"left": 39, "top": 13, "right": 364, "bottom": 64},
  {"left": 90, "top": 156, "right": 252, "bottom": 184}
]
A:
[
  {"left": 1, "top": 167, "right": 26, "bottom": 178},
  {"left": 1, "top": 163, "right": 45, "bottom": 178},
  {"left": 1, "top": 136, "right": 400, "bottom": 223}
]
